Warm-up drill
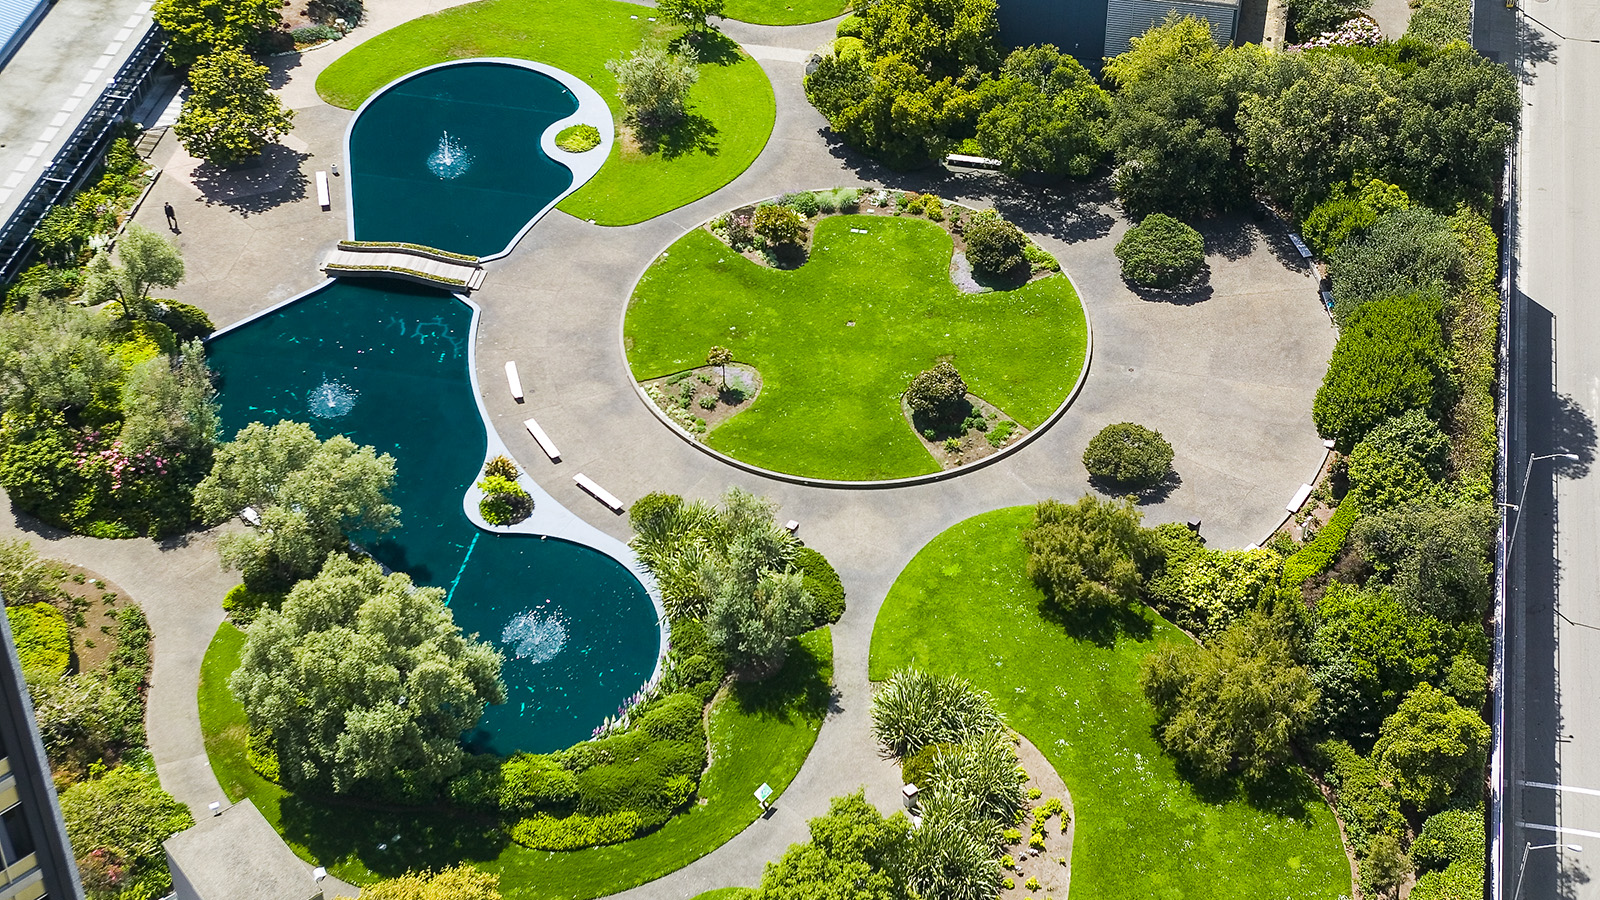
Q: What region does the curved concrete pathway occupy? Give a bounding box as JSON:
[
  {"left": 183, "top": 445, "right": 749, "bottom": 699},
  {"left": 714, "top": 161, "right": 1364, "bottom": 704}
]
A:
[{"left": 22, "top": 5, "right": 1338, "bottom": 898}]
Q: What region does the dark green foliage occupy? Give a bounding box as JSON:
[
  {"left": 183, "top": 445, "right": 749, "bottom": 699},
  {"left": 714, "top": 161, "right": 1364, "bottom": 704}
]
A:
[
  {"left": 793, "top": 546, "right": 846, "bottom": 625},
  {"left": 1312, "top": 294, "right": 1447, "bottom": 451},
  {"left": 1315, "top": 739, "right": 1406, "bottom": 856},
  {"left": 1441, "top": 654, "right": 1488, "bottom": 710},
  {"left": 900, "top": 741, "right": 958, "bottom": 788},
  {"left": 1281, "top": 498, "right": 1361, "bottom": 589},
  {"left": 1300, "top": 178, "right": 1411, "bottom": 257},
  {"left": 1373, "top": 683, "right": 1488, "bottom": 812},
  {"left": 1114, "top": 214, "right": 1205, "bottom": 288},
  {"left": 962, "top": 210, "right": 1027, "bottom": 277},
  {"left": 1346, "top": 410, "right": 1451, "bottom": 507},
  {"left": 1411, "top": 858, "right": 1487, "bottom": 900},
  {"left": 1286, "top": 0, "right": 1372, "bottom": 39},
  {"left": 1022, "top": 495, "right": 1155, "bottom": 618},
  {"left": 753, "top": 790, "right": 912, "bottom": 900},
  {"left": 1394, "top": 44, "right": 1517, "bottom": 207},
  {"left": 780, "top": 192, "right": 821, "bottom": 217},
  {"left": 1329, "top": 207, "right": 1464, "bottom": 324},
  {"left": 975, "top": 45, "right": 1110, "bottom": 177},
  {"left": 31, "top": 205, "right": 96, "bottom": 267},
  {"left": 1353, "top": 500, "right": 1494, "bottom": 622},
  {"left": 153, "top": 300, "right": 215, "bottom": 341},
  {"left": 221, "top": 582, "right": 284, "bottom": 627},
  {"left": 1141, "top": 608, "right": 1318, "bottom": 780},
  {"left": 572, "top": 737, "right": 704, "bottom": 824},
  {"left": 905, "top": 361, "right": 969, "bottom": 424},
  {"left": 638, "top": 693, "right": 706, "bottom": 743},
  {"left": 1413, "top": 806, "right": 1484, "bottom": 871},
  {"left": 499, "top": 754, "right": 580, "bottom": 813}
]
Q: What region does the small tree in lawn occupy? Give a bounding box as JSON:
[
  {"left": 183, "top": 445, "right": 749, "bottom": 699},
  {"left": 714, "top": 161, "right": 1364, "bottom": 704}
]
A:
[
  {"left": 963, "top": 209, "right": 1027, "bottom": 278},
  {"left": 751, "top": 205, "right": 806, "bottom": 247},
  {"left": 658, "top": 0, "right": 725, "bottom": 32},
  {"left": 606, "top": 45, "right": 699, "bottom": 134},
  {"left": 173, "top": 48, "right": 295, "bottom": 167},
  {"left": 906, "top": 361, "right": 968, "bottom": 427},
  {"left": 1022, "top": 495, "right": 1154, "bottom": 619},
  {"left": 707, "top": 345, "right": 733, "bottom": 388},
  {"left": 1115, "top": 213, "right": 1205, "bottom": 288},
  {"left": 82, "top": 225, "right": 185, "bottom": 320},
  {"left": 1082, "top": 422, "right": 1174, "bottom": 490}
]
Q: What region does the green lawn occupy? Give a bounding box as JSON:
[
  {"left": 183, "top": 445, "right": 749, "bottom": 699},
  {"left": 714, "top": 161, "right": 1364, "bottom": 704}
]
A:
[
  {"left": 687, "top": 889, "right": 753, "bottom": 900},
  {"left": 722, "top": 0, "right": 848, "bottom": 26},
  {"left": 869, "top": 507, "right": 1352, "bottom": 900},
  {"left": 315, "top": 0, "right": 775, "bottom": 226},
  {"left": 201, "top": 623, "right": 832, "bottom": 900},
  {"left": 625, "top": 217, "right": 1089, "bottom": 480}
]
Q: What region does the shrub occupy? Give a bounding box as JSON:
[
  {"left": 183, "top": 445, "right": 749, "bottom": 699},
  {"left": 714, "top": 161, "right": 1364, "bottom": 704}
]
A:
[
  {"left": 1282, "top": 498, "right": 1360, "bottom": 588},
  {"left": 1353, "top": 499, "right": 1495, "bottom": 623},
  {"left": 1286, "top": 0, "right": 1373, "bottom": 38},
  {"left": 906, "top": 362, "right": 968, "bottom": 425},
  {"left": 6, "top": 602, "right": 69, "bottom": 678},
  {"left": 60, "top": 765, "right": 193, "bottom": 898},
  {"left": 1115, "top": 214, "right": 1205, "bottom": 288},
  {"left": 1406, "top": 0, "right": 1470, "bottom": 46},
  {"left": 500, "top": 753, "right": 579, "bottom": 812},
  {"left": 964, "top": 210, "right": 1028, "bottom": 277},
  {"left": 289, "top": 23, "right": 340, "bottom": 42},
  {"left": 1082, "top": 422, "right": 1173, "bottom": 489},
  {"left": 246, "top": 728, "right": 280, "bottom": 781},
  {"left": 555, "top": 124, "right": 602, "bottom": 152},
  {"left": 510, "top": 810, "right": 645, "bottom": 850},
  {"left": 1412, "top": 806, "right": 1485, "bottom": 871},
  {"left": 1300, "top": 178, "right": 1410, "bottom": 257},
  {"left": 1157, "top": 547, "right": 1283, "bottom": 637},
  {"left": 221, "top": 582, "right": 286, "bottom": 627},
  {"left": 987, "top": 420, "right": 1018, "bottom": 447},
  {"left": 900, "top": 741, "right": 957, "bottom": 788},
  {"left": 1312, "top": 293, "right": 1446, "bottom": 451},
  {"left": 152, "top": 300, "right": 215, "bottom": 341},
  {"left": 781, "top": 192, "right": 821, "bottom": 217},
  {"left": 1411, "top": 858, "right": 1488, "bottom": 900},
  {"left": 360, "top": 865, "right": 500, "bottom": 900},
  {"left": 1328, "top": 207, "right": 1464, "bottom": 325},
  {"left": 793, "top": 546, "right": 845, "bottom": 625},
  {"left": 1372, "top": 683, "right": 1489, "bottom": 812},
  {"left": 1346, "top": 410, "right": 1450, "bottom": 507},
  {"left": 752, "top": 204, "right": 807, "bottom": 246},
  {"left": 1023, "top": 495, "right": 1154, "bottom": 618},
  {"left": 637, "top": 693, "right": 705, "bottom": 743},
  {"left": 1316, "top": 739, "right": 1406, "bottom": 855},
  {"left": 871, "top": 669, "right": 1001, "bottom": 760},
  {"left": 835, "top": 12, "right": 864, "bottom": 37},
  {"left": 478, "top": 474, "right": 533, "bottom": 525},
  {"left": 483, "top": 455, "right": 520, "bottom": 480}
]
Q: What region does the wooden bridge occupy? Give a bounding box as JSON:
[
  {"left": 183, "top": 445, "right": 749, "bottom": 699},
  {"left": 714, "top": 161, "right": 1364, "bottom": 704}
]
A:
[{"left": 321, "top": 240, "right": 486, "bottom": 291}]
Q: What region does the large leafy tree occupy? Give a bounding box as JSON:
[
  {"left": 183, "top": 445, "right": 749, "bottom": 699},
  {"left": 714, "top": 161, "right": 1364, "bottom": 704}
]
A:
[
  {"left": 754, "top": 791, "right": 912, "bottom": 900},
  {"left": 230, "top": 554, "right": 505, "bottom": 795},
  {"left": 1372, "top": 683, "right": 1489, "bottom": 812},
  {"left": 656, "top": 0, "right": 724, "bottom": 31},
  {"left": 705, "top": 567, "right": 814, "bottom": 676},
  {"left": 1354, "top": 500, "right": 1495, "bottom": 623},
  {"left": 975, "top": 44, "right": 1110, "bottom": 177},
  {"left": 605, "top": 45, "right": 699, "bottom": 134},
  {"left": 806, "top": 53, "right": 977, "bottom": 168},
  {"left": 1328, "top": 206, "right": 1465, "bottom": 325},
  {"left": 1394, "top": 44, "right": 1517, "bottom": 207},
  {"left": 0, "top": 300, "right": 119, "bottom": 414},
  {"left": 153, "top": 0, "right": 280, "bottom": 66},
  {"left": 857, "top": 0, "right": 1001, "bottom": 78},
  {"left": 83, "top": 225, "right": 186, "bottom": 320},
  {"left": 195, "top": 420, "right": 399, "bottom": 590},
  {"left": 118, "top": 340, "right": 219, "bottom": 467},
  {"left": 173, "top": 48, "right": 295, "bottom": 167},
  {"left": 1021, "top": 495, "right": 1155, "bottom": 618},
  {"left": 1141, "top": 608, "right": 1318, "bottom": 780}
]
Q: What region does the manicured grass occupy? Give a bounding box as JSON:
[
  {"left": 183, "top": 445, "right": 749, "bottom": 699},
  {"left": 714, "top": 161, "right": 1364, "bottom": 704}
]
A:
[
  {"left": 869, "top": 507, "right": 1352, "bottom": 900},
  {"left": 687, "top": 889, "right": 753, "bottom": 900},
  {"left": 314, "top": 0, "right": 775, "bottom": 226},
  {"left": 200, "top": 623, "right": 832, "bottom": 900},
  {"left": 722, "top": 0, "right": 848, "bottom": 26},
  {"left": 625, "top": 217, "right": 1089, "bottom": 480}
]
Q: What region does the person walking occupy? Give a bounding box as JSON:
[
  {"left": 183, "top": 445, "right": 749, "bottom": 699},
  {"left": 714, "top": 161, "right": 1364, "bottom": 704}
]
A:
[{"left": 164, "top": 202, "right": 179, "bottom": 233}]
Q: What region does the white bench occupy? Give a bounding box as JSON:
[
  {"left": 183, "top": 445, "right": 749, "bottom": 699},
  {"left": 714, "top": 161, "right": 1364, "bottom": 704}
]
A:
[
  {"left": 574, "top": 473, "right": 625, "bottom": 512},
  {"left": 505, "top": 360, "right": 524, "bottom": 401},
  {"left": 1286, "top": 483, "right": 1314, "bottom": 514},
  {"left": 523, "top": 417, "right": 560, "bottom": 461},
  {"left": 315, "top": 170, "right": 330, "bottom": 210}
]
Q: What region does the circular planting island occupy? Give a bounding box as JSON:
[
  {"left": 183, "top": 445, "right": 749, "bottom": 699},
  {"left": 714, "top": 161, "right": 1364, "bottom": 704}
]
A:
[{"left": 624, "top": 191, "right": 1091, "bottom": 481}]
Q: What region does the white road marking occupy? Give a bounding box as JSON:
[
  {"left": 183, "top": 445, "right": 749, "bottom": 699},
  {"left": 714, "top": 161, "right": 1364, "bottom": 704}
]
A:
[
  {"left": 0, "top": 190, "right": 11, "bottom": 205},
  {"left": 104, "top": 41, "right": 122, "bottom": 56},
  {"left": 113, "top": 27, "right": 133, "bottom": 41},
  {"left": 37, "top": 127, "right": 59, "bottom": 142},
  {"left": 59, "top": 98, "right": 79, "bottom": 113},
  {"left": 122, "top": 14, "right": 142, "bottom": 27},
  {"left": 1521, "top": 822, "right": 1600, "bottom": 839},
  {"left": 71, "top": 83, "right": 91, "bottom": 99},
  {"left": 49, "top": 112, "right": 68, "bottom": 127},
  {"left": 1523, "top": 780, "right": 1600, "bottom": 797},
  {"left": 2, "top": 174, "right": 23, "bottom": 189}
]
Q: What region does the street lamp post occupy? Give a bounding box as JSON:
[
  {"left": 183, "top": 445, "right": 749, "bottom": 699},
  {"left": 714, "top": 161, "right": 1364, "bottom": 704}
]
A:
[
  {"left": 1506, "top": 452, "right": 1581, "bottom": 553},
  {"left": 1512, "top": 842, "right": 1582, "bottom": 900}
]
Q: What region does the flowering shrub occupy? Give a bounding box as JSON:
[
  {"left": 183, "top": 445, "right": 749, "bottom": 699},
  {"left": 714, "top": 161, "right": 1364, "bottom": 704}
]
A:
[{"left": 1287, "top": 15, "right": 1383, "bottom": 49}]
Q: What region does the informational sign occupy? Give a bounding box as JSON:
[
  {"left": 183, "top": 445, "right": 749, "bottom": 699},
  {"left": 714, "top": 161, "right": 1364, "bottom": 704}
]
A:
[{"left": 755, "top": 783, "right": 774, "bottom": 806}]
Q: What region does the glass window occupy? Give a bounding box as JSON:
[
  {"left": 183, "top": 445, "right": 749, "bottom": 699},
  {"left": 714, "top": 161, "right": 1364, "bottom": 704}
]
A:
[{"left": 0, "top": 804, "right": 34, "bottom": 866}]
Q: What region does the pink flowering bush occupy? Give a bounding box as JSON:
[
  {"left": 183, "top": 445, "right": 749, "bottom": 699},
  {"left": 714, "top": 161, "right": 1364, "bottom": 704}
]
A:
[{"left": 1288, "top": 15, "right": 1384, "bottom": 49}]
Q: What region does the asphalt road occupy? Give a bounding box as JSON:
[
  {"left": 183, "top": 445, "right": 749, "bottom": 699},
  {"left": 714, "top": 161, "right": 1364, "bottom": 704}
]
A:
[{"left": 1501, "top": 0, "right": 1600, "bottom": 892}]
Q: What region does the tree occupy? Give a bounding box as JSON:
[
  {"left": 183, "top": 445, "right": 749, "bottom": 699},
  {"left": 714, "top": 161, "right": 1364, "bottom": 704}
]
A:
[
  {"left": 60, "top": 765, "right": 193, "bottom": 899},
  {"left": 1354, "top": 500, "right": 1494, "bottom": 623},
  {"left": 1239, "top": 51, "right": 1399, "bottom": 216},
  {"left": 1346, "top": 410, "right": 1450, "bottom": 508},
  {"left": 1412, "top": 806, "right": 1485, "bottom": 872},
  {"left": 606, "top": 45, "right": 699, "bottom": 133},
  {"left": 1328, "top": 206, "right": 1465, "bottom": 324},
  {"left": 754, "top": 791, "right": 912, "bottom": 900},
  {"left": 83, "top": 225, "right": 186, "bottom": 320},
  {"left": 230, "top": 553, "right": 505, "bottom": 795},
  {"left": 870, "top": 668, "right": 1001, "bottom": 760},
  {"left": 173, "top": 48, "right": 295, "bottom": 167},
  {"left": 857, "top": 0, "right": 1001, "bottom": 79},
  {"left": 804, "top": 51, "right": 980, "bottom": 168},
  {"left": 1021, "top": 495, "right": 1154, "bottom": 618},
  {"left": 360, "top": 866, "right": 501, "bottom": 900},
  {"left": 628, "top": 488, "right": 798, "bottom": 621},
  {"left": 975, "top": 45, "right": 1110, "bottom": 177},
  {"left": 751, "top": 204, "right": 806, "bottom": 246},
  {"left": 1114, "top": 213, "right": 1205, "bottom": 288},
  {"left": 1393, "top": 44, "right": 1517, "bottom": 207},
  {"left": 706, "top": 345, "right": 733, "bottom": 387},
  {"left": 656, "top": 0, "right": 724, "bottom": 31},
  {"left": 905, "top": 361, "right": 967, "bottom": 425},
  {"left": 152, "top": 0, "right": 280, "bottom": 66},
  {"left": 1312, "top": 293, "right": 1446, "bottom": 451},
  {"left": 1141, "top": 609, "right": 1318, "bottom": 780},
  {"left": 195, "top": 420, "right": 399, "bottom": 590},
  {"left": 0, "top": 300, "right": 120, "bottom": 414},
  {"left": 1156, "top": 546, "right": 1283, "bottom": 637},
  {"left": 0, "top": 539, "right": 61, "bottom": 606},
  {"left": 962, "top": 210, "right": 1027, "bottom": 277},
  {"left": 118, "top": 340, "right": 219, "bottom": 465},
  {"left": 1361, "top": 832, "right": 1413, "bottom": 900},
  {"left": 1082, "top": 422, "right": 1174, "bottom": 489},
  {"left": 705, "top": 566, "right": 814, "bottom": 675},
  {"left": 1372, "top": 683, "right": 1489, "bottom": 811}
]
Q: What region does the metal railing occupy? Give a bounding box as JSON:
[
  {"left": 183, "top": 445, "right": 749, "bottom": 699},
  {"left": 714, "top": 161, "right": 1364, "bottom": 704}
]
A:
[{"left": 0, "top": 24, "right": 168, "bottom": 287}]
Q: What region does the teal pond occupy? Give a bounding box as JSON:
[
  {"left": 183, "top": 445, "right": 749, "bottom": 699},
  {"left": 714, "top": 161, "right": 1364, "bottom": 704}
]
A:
[{"left": 207, "top": 279, "right": 659, "bottom": 754}]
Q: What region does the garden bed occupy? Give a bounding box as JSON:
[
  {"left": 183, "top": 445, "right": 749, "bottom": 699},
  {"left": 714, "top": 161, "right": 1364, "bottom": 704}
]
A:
[
  {"left": 639, "top": 364, "right": 760, "bottom": 437},
  {"left": 902, "top": 392, "right": 1026, "bottom": 469}
]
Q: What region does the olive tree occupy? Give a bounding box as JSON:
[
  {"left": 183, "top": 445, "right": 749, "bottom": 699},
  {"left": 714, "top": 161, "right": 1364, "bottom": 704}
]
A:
[
  {"left": 1022, "top": 495, "right": 1154, "bottom": 618},
  {"left": 606, "top": 45, "right": 699, "bottom": 133},
  {"left": 230, "top": 554, "right": 505, "bottom": 795},
  {"left": 83, "top": 225, "right": 185, "bottom": 320}
]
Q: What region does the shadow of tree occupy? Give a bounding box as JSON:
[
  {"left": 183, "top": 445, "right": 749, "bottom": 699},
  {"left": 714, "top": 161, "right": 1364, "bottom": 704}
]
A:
[
  {"left": 1036, "top": 597, "right": 1156, "bottom": 648},
  {"left": 280, "top": 794, "right": 509, "bottom": 878},
  {"left": 1518, "top": 16, "right": 1559, "bottom": 84},
  {"left": 638, "top": 113, "right": 720, "bottom": 160},
  {"left": 1088, "top": 470, "right": 1183, "bottom": 505},
  {"left": 727, "top": 631, "right": 833, "bottom": 720},
  {"left": 189, "top": 144, "right": 312, "bottom": 217},
  {"left": 1127, "top": 273, "right": 1214, "bottom": 306},
  {"left": 1549, "top": 391, "right": 1597, "bottom": 479},
  {"left": 672, "top": 30, "right": 744, "bottom": 66},
  {"left": 1167, "top": 752, "right": 1322, "bottom": 819}
]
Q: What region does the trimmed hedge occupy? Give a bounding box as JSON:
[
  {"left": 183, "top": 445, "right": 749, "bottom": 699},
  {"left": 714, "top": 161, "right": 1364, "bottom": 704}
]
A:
[
  {"left": 7, "top": 602, "right": 69, "bottom": 678},
  {"left": 1312, "top": 294, "right": 1446, "bottom": 451},
  {"left": 1282, "top": 498, "right": 1361, "bottom": 589},
  {"left": 511, "top": 810, "right": 645, "bottom": 851},
  {"left": 794, "top": 547, "right": 846, "bottom": 625},
  {"left": 1412, "top": 806, "right": 1485, "bottom": 871}
]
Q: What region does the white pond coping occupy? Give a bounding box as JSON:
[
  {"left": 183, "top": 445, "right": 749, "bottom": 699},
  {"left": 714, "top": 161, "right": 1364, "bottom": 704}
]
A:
[{"left": 341, "top": 57, "right": 615, "bottom": 261}]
